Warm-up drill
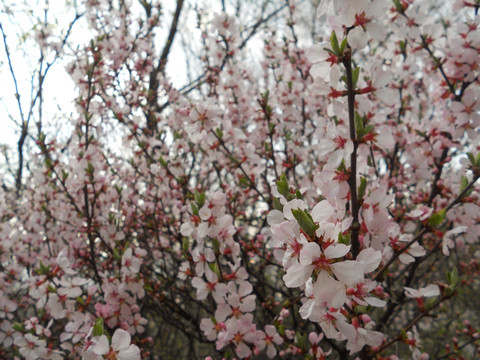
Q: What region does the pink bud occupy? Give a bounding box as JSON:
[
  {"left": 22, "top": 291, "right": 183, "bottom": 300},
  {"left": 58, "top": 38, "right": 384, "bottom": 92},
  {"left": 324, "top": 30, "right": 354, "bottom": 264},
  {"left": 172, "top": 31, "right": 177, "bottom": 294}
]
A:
[
  {"left": 308, "top": 332, "right": 319, "bottom": 344},
  {"left": 360, "top": 314, "right": 372, "bottom": 324}
]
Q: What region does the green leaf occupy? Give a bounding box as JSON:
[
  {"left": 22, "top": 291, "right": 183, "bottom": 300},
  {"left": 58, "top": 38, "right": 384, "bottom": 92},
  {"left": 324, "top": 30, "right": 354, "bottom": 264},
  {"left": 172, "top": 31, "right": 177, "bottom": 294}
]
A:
[
  {"left": 393, "top": 0, "right": 404, "bottom": 12},
  {"left": 352, "top": 67, "right": 360, "bottom": 88},
  {"left": 355, "top": 112, "right": 364, "bottom": 132},
  {"left": 76, "top": 296, "right": 85, "bottom": 305},
  {"left": 323, "top": 47, "right": 337, "bottom": 56},
  {"left": 428, "top": 209, "right": 446, "bottom": 227},
  {"left": 367, "top": 156, "right": 373, "bottom": 167},
  {"left": 263, "top": 89, "right": 270, "bottom": 101},
  {"left": 86, "top": 161, "right": 94, "bottom": 176},
  {"left": 215, "top": 128, "right": 223, "bottom": 139},
  {"left": 209, "top": 261, "right": 220, "bottom": 277},
  {"left": 424, "top": 297, "right": 437, "bottom": 311},
  {"left": 415, "top": 129, "right": 427, "bottom": 138},
  {"left": 211, "top": 238, "right": 220, "bottom": 253},
  {"left": 239, "top": 175, "right": 249, "bottom": 188},
  {"left": 364, "top": 124, "right": 375, "bottom": 134},
  {"left": 339, "top": 37, "right": 348, "bottom": 54},
  {"left": 228, "top": 154, "right": 240, "bottom": 164},
  {"left": 358, "top": 177, "right": 367, "bottom": 202},
  {"left": 13, "top": 322, "right": 24, "bottom": 332},
  {"left": 191, "top": 202, "right": 199, "bottom": 216},
  {"left": 264, "top": 141, "right": 271, "bottom": 152},
  {"left": 272, "top": 197, "right": 283, "bottom": 211},
  {"left": 355, "top": 112, "right": 367, "bottom": 138},
  {"left": 113, "top": 248, "right": 121, "bottom": 261},
  {"left": 182, "top": 237, "right": 190, "bottom": 256},
  {"left": 291, "top": 209, "right": 319, "bottom": 238},
  {"left": 269, "top": 122, "right": 275, "bottom": 134},
  {"left": 459, "top": 176, "right": 473, "bottom": 198},
  {"left": 476, "top": 152, "right": 480, "bottom": 167},
  {"left": 330, "top": 31, "right": 340, "bottom": 55},
  {"left": 195, "top": 190, "right": 206, "bottom": 208},
  {"left": 467, "top": 152, "right": 475, "bottom": 166},
  {"left": 338, "top": 232, "right": 351, "bottom": 245},
  {"left": 37, "top": 261, "right": 50, "bottom": 275},
  {"left": 92, "top": 317, "right": 105, "bottom": 337},
  {"left": 295, "top": 332, "right": 307, "bottom": 349},
  {"left": 447, "top": 267, "right": 459, "bottom": 287},
  {"left": 158, "top": 156, "right": 168, "bottom": 168},
  {"left": 355, "top": 305, "right": 369, "bottom": 313},
  {"left": 276, "top": 174, "right": 290, "bottom": 197},
  {"left": 266, "top": 104, "right": 273, "bottom": 115}
]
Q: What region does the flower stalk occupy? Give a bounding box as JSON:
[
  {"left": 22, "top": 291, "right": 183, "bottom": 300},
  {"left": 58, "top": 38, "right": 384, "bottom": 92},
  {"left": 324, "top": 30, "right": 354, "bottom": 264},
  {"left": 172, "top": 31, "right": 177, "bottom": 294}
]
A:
[{"left": 342, "top": 47, "right": 360, "bottom": 259}]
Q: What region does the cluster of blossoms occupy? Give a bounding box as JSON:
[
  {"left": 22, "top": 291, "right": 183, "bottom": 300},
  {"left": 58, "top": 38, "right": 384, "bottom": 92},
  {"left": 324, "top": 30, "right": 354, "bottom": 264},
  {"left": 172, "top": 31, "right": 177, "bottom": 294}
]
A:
[
  {"left": 267, "top": 188, "right": 386, "bottom": 354},
  {"left": 0, "top": 0, "right": 479, "bottom": 359}
]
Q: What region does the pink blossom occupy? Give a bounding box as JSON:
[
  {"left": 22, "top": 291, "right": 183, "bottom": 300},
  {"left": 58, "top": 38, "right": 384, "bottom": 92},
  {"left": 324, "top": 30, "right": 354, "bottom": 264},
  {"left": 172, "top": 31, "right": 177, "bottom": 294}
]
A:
[
  {"left": 82, "top": 328, "right": 140, "bottom": 360},
  {"left": 254, "top": 325, "right": 283, "bottom": 358},
  {"left": 404, "top": 284, "right": 440, "bottom": 298},
  {"left": 192, "top": 268, "right": 228, "bottom": 303},
  {"left": 121, "top": 248, "right": 142, "bottom": 275},
  {"left": 14, "top": 333, "right": 48, "bottom": 360}
]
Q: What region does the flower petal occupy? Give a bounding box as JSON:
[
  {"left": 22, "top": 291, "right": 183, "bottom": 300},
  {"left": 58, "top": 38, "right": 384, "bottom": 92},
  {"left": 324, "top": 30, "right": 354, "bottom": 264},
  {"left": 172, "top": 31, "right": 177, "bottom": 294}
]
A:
[
  {"left": 117, "top": 345, "right": 141, "bottom": 360},
  {"left": 347, "top": 27, "right": 368, "bottom": 50},
  {"left": 112, "top": 329, "right": 131, "bottom": 351},
  {"left": 283, "top": 263, "right": 314, "bottom": 288}
]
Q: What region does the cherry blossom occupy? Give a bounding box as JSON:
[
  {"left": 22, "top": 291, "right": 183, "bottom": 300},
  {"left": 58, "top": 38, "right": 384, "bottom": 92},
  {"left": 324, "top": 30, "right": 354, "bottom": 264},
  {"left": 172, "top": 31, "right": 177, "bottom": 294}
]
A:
[
  {"left": 0, "top": 0, "right": 479, "bottom": 358},
  {"left": 13, "top": 333, "right": 48, "bottom": 360},
  {"left": 404, "top": 284, "right": 440, "bottom": 299},
  {"left": 254, "top": 325, "right": 283, "bottom": 358},
  {"left": 192, "top": 268, "right": 228, "bottom": 304},
  {"left": 82, "top": 328, "right": 140, "bottom": 360}
]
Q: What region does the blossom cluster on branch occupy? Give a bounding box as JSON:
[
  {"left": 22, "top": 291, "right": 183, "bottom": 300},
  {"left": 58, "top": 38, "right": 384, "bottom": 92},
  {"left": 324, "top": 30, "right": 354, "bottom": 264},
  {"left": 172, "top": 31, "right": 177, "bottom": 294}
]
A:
[{"left": 0, "top": 0, "right": 479, "bottom": 359}]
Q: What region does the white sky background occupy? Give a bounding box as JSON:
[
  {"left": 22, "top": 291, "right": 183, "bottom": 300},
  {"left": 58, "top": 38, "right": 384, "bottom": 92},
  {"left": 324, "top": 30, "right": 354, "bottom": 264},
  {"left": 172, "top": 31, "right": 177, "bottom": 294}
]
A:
[
  {"left": 0, "top": 0, "right": 455, "bottom": 157},
  {"left": 0, "top": 1, "right": 218, "bottom": 149},
  {"left": 0, "top": 0, "right": 316, "bottom": 166}
]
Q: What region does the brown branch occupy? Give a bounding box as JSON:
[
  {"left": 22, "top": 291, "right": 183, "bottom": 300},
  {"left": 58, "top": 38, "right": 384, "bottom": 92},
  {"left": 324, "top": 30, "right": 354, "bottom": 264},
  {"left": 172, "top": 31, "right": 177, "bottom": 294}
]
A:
[
  {"left": 371, "top": 293, "right": 453, "bottom": 357},
  {"left": 342, "top": 47, "right": 360, "bottom": 259},
  {"left": 374, "top": 173, "right": 480, "bottom": 282},
  {"left": 146, "top": 0, "right": 184, "bottom": 133},
  {"left": 156, "top": 4, "right": 287, "bottom": 114}
]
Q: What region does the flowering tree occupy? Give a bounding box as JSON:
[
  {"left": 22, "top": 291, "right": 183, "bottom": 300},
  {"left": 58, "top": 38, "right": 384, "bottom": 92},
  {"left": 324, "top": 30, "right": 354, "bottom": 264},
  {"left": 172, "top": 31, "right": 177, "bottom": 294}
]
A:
[{"left": 1, "top": 0, "right": 480, "bottom": 359}]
